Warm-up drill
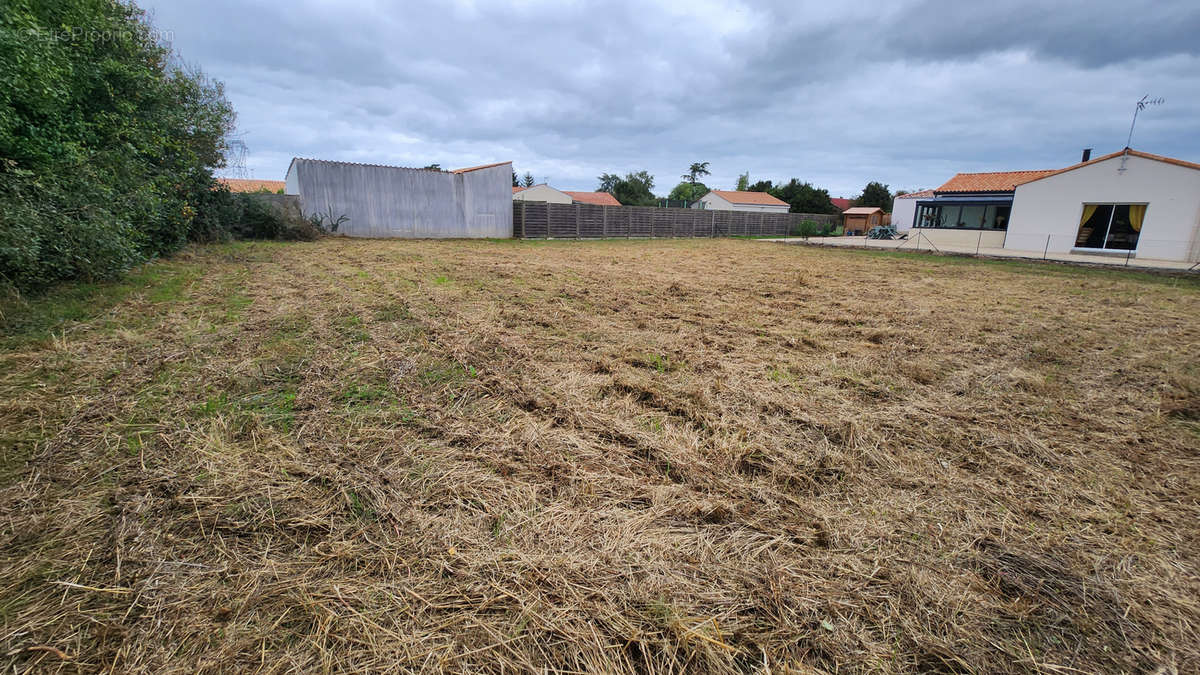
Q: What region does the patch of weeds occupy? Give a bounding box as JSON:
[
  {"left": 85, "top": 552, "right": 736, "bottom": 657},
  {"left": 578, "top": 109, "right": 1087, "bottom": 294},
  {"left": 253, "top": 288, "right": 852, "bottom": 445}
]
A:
[
  {"left": 196, "top": 389, "right": 298, "bottom": 432},
  {"left": 334, "top": 314, "right": 371, "bottom": 343},
  {"left": 372, "top": 301, "right": 412, "bottom": 322},
  {"left": 432, "top": 275, "right": 451, "bottom": 285},
  {"left": 268, "top": 313, "right": 311, "bottom": 339},
  {"left": 630, "top": 352, "right": 680, "bottom": 374},
  {"left": 336, "top": 382, "right": 395, "bottom": 408},
  {"left": 346, "top": 489, "right": 377, "bottom": 521},
  {"left": 0, "top": 264, "right": 199, "bottom": 349},
  {"left": 767, "top": 366, "right": 796, "bottom": 383},
  {"left": 419, "top": 362, "right": 477, "bottom": 386}
]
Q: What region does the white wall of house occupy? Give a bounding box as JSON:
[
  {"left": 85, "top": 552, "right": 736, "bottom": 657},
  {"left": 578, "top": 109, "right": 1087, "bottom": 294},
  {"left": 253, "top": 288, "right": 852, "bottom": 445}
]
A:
[
  {"left": 1007, "top": 154, "right": 1200, "bottom": 261},
  {"left": 512, "top": 184, "right": 572, "bottom": 204},
  {"left": 891, "top": 197, "right": 918, "bottom": 231},
  {"left": 696, "top": 192, "right": 789, "bottom": 213}
]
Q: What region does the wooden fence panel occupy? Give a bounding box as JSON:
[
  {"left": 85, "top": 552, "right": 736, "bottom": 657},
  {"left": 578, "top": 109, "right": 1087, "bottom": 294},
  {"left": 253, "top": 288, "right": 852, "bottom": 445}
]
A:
[{"left": 511, "top": 202, "right": 836, "bottom": 239}]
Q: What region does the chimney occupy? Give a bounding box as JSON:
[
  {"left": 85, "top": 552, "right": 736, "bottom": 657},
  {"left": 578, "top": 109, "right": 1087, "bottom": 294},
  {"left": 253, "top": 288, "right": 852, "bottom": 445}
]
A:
[{"left": 1081, "top": 148, "right": 1092, "bottom": 162}]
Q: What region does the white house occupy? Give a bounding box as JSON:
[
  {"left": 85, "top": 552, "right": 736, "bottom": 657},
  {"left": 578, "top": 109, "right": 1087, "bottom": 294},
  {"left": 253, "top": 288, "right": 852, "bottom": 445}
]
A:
[
  {"left": 512, "top": 185, "right": 623, "bottom": 207},
  {"left": 693, "top": 190, "right": 790, "bottom": 213},
  {"left": 908, "top": 148, "right": 1200, "bottom": 262},
  {"left": 890, "top": 190, "right": 934, "bottom": 232},
  {"left": 1006, "top": 149, "right": 1200, "bottom": 261},
  {"left": 512, "top": 184, "right": 572, "bottom": 204}
]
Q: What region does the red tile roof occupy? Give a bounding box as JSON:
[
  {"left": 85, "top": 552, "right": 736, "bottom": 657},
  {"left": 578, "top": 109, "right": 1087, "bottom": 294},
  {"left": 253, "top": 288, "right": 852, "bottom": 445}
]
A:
[
  {"left": 565, "top": 191, "right": 621, "bottom": 206},
  {"left": 709, "top": 190, "right": 789, "bottom": 206},
  {"left": 219, "top": 178, "right": 285, "bottom": 193},
  {"left": 895, "top": 190, "right": 935, "bottom": 199},
  {"left": 512, "top": 186, "right": 527, "bottom": 194},
  {"left": 830, "top": 197, "right": 854, "bottom": 211},
  {"left": 935, "top": 170, "right": 1057, "bottom": 193},
  {"left": 452, "top": 161, "right": 512, "bottom": 173}
]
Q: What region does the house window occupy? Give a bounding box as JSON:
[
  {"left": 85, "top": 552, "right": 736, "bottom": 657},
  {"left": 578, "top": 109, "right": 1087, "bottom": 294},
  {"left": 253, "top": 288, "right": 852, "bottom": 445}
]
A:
[
  {"left": 1074, "top": 204, "right": 1146, "bottom": 251},
  {"left": 915, "top": 203, "right": 1011, "bottom": 230}
]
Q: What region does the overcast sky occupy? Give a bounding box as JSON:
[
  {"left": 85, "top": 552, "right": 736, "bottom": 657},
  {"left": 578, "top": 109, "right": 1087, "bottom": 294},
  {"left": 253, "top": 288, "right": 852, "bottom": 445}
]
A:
[{"left": 145, "top": 0, "right": 1200, "bottom": 198}]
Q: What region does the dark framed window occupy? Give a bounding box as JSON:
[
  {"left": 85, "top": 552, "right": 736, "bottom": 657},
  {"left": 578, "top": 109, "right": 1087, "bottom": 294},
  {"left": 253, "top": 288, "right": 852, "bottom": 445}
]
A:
[
  {"left": 915, "top": 202, "right": 1011, "bottom": 230},
  {"left": 1074, "top": 204, "right": 1145, "bottom": 251}
]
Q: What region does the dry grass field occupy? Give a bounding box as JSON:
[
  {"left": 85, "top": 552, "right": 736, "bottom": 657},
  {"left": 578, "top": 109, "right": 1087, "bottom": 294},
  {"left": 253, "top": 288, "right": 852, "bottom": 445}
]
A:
[{"left": 2, "top": 238, "right": 1199, "bottom": 673}]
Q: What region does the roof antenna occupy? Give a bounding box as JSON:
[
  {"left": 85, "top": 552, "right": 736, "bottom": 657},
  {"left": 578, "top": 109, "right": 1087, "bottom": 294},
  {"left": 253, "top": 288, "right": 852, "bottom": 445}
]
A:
[
  {"left": 1125, "top": 95, "right": 1164, "bottom": 149},
  {"left": 1121, "top": 95, "right": 1163, "bottom": 173}
]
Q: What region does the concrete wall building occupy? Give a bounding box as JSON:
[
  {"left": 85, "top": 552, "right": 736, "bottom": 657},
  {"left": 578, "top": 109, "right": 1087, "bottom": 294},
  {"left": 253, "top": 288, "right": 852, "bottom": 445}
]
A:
[
  {"left": 1007, "top": 150, "right": 1200, "bottom": 261},
  {"left": 285, "top": 158, "right": 512, "bottom": 238},
  {"left": 890, "top": 190, "right": 934, "bottom": 232},
  {"left": 909, "top": 149, "right": 1200, "bottom": 261},
  {"left": 694, "top": 190, "right": 790, "bottom": 213}
]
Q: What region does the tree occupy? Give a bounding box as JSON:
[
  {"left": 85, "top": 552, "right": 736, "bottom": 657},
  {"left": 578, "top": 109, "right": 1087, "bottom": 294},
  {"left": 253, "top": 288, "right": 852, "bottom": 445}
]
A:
[
  {"left": 736, "top": 172, "right": 750, "bottom": 191},
  {"left": 770, "top": 179, "right": 837, "bottom": 214},
  {"left": 0, "top": 0, "right": 235, "bottom": 290},
  {"left": 597, "top": 171, "right": 656, "bottom": 206},
  {"left": 747, "top": 180, "right": 774, "bottom": 193},
  {"left": 680, "top": 162, "right": 711, "bottom": 203},
  {"left": 855, "top": 181, "right": 893, "bottom": 211},
  {"left": 522, "top": 172, "right": 535, "bottom": 188},
  {"left": 668, "top": 181, "right": 709, "bottom": 203},
  {"left": 423, "top": 163, "right": 441, "bottom": 170},
  {"left": 512, "top": 171, "right": 519, "bottom": 187}
]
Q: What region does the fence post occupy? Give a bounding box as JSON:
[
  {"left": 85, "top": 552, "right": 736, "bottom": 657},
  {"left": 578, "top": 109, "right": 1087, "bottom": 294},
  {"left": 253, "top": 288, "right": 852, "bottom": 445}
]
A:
[
  {"left": 711, "top": 210, "right": 716, "bottom": 237},
  {"left": 602, "top": 206, "right": 608, "bottom": 238},
  {"left": 627, "top": 210, "right": 632, "bottom": 239},
  {"left": 1043, "top": 234, "right": 1050, "bottom": 259},
  {"left": 575, "top": 204, "right": 581, "bottom": 240},
  {"left": 520, "top": 201, "right": 527, "bottom": 239}
]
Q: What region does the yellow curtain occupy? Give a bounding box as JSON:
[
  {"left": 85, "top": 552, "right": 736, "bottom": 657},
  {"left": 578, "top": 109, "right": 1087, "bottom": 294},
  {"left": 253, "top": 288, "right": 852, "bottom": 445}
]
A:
[
  {"left": 1079, "top": 204, "right": 1098, "bottom": 226},
  {"left": 1128, "top": 204, "right": 1146, "bottom": 232}
]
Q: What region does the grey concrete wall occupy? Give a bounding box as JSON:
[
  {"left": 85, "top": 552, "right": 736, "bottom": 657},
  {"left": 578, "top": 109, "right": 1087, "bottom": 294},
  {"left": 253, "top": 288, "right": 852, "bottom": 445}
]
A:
[{"left": 286, "top": 159, "right": 512, "bottom": 238}]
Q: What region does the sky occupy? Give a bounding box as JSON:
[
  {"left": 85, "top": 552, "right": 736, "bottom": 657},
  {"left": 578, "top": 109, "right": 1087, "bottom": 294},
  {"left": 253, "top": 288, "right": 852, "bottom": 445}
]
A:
[{"left": 144, "top": 0, "right": 1200, "bottom": 198}]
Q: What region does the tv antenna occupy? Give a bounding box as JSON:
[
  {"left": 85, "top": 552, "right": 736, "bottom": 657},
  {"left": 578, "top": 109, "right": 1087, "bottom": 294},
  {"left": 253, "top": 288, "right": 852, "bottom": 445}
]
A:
[
  {"left": 1125, "top": 95, "right": 1164, "bottom": 149},
  {"left": 226, "top": 139, "right": 250, "bottom": 179}
]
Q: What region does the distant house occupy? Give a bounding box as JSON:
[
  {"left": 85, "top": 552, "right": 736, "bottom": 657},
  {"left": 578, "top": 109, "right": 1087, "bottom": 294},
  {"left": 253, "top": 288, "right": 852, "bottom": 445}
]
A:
[
  {"left": 830, "top": 197, "right": 854, "bottom": 212},
  {"left": 890, "top": 190, "right": 935, "bottom": 232},
  {"left": 219, "top": 178, "right": 285, "bottom": 193},
  {"left": 512, "top": 185, "right": 622, "bottom": 207},
  {"left": 563, "top": 191, "right": 621, "bottom": 206},
  {"left": 512, "top": 184, "right": 572, "bottom": 204},
  {"left": 910, "top": 148, "right": 1200, "bottom": 261},
  {"left": 693, "top": 190, "right": 789, "bottom": 213},
  {"left": 842, "top": 207, "right": 885, "bottom": 236}
]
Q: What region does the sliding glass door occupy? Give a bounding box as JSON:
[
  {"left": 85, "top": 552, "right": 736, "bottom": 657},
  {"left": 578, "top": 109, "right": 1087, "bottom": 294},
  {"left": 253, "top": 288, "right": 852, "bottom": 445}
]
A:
[{"left": 1075, "top": 204, "right": 1145, "bottom": 251}]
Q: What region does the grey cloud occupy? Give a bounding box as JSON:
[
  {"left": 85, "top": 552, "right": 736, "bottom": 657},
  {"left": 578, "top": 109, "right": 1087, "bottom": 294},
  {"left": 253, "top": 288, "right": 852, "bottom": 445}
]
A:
[{"left": 145, "top": 0, "right": 1200, "bottom": 197}]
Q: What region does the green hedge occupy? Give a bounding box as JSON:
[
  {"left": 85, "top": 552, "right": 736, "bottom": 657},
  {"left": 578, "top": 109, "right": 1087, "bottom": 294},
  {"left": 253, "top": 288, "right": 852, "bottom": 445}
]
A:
[{"left": 0, "top": 0, "right": 249, "bottom": 292}]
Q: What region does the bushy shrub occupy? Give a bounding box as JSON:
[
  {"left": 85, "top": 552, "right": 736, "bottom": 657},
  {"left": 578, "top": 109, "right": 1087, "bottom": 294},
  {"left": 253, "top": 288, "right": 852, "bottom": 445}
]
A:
[
  {"left": 790, "top": 220, "right": 822, "bottom": 238},
  {"left": 0, "top": 0, "right": 235, "bottom": 292}
]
